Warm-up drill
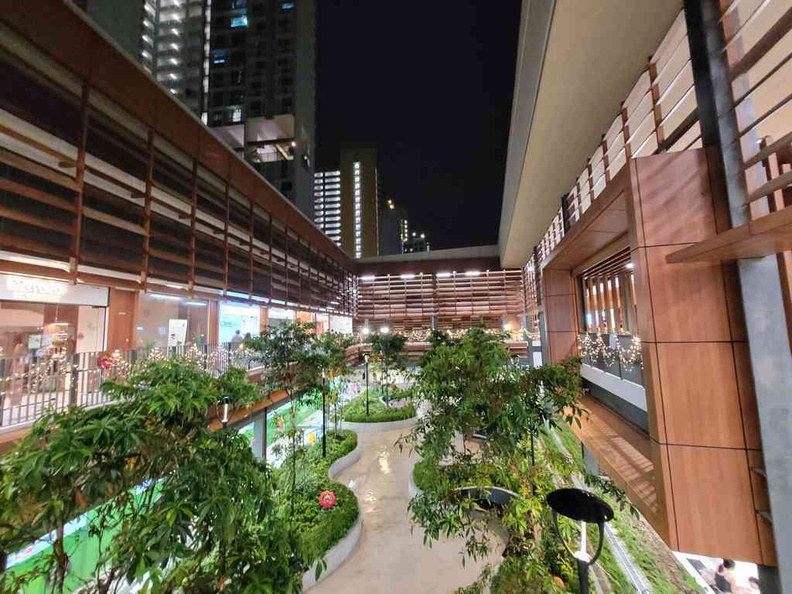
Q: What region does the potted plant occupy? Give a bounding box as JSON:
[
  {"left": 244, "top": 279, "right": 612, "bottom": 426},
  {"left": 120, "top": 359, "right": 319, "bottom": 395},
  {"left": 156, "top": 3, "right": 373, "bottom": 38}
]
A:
[{"left": 401, "top": 328, "right": 628, "bottom": 591}]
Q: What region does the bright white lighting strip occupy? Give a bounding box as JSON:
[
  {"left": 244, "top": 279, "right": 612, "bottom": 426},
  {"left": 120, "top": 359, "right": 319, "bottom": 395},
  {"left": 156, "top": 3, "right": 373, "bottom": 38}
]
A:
[{"left": 353, "top": 161, "right": 362, "bottom": 258}]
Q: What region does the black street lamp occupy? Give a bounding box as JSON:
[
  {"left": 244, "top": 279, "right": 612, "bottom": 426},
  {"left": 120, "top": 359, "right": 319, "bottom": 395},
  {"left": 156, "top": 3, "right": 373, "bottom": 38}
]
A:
[
  {"left": 546, "top": 488, "right": 613, "bottom": 594},
  {"left": 364, "top": 353, "right": 370, "bottom": 416},
  {"left": 321, "top": 374, "right": 327, "bottom": 458}
]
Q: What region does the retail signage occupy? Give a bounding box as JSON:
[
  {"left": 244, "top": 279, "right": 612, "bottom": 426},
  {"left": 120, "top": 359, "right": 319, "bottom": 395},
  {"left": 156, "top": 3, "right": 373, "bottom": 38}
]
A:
[
  {"left": 330, "top": 315, "right": 353, "bottom": 334},
  {"left": 219, "top": 303, "right": 260, "bottom": 343},
  {"left": 0, "top": 274, "right": 108, "bottom": 306},
  {"left": 167, "top": 319, "right": 188, "bottom": 347}
]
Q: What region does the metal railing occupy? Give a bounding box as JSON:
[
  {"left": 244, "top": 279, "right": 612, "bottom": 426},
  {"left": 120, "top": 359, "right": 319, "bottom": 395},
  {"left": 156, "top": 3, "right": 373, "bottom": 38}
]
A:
[{"left": 0, "top": 343, "right": 257, "bottom": 430}]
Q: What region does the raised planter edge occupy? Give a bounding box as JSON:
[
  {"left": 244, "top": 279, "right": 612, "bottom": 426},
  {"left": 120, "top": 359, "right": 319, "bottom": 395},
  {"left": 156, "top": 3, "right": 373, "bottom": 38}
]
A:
[
  {"left": 341, "top": 415, "right": 418, "bottom": 433},
  {"left": 302, "top": 435, "right": 363, "bottom": 590}
]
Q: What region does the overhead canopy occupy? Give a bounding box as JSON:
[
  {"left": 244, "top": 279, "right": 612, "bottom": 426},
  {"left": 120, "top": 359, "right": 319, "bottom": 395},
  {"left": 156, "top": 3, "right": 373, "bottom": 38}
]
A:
[{"left": 499, "top": 0, "right": 682, "bottom": 268}]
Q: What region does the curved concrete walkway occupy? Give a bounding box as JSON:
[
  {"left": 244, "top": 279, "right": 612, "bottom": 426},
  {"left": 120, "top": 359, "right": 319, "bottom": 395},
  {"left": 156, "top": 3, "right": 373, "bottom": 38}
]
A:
[{"left": 313, "top": 428, "right": 501, "bottom": 594}]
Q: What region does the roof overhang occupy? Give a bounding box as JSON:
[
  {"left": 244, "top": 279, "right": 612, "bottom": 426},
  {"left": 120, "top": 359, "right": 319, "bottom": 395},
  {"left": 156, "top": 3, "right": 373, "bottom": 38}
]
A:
[{"left": 499, "top": 0, "right": 682, "bottom": 268}]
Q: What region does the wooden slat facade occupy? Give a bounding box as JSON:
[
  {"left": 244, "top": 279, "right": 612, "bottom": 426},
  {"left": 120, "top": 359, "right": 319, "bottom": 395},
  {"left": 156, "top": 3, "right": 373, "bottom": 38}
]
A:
[{"left": 0, "top": 1, "right": 355, "bottom": 315}]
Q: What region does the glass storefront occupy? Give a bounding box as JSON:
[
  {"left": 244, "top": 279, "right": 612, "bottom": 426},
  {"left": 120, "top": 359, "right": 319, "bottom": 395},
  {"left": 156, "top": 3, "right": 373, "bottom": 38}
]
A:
[
  {"left": 267, "top": 307, "right": 294, "bottom": 331},
  {"left": 218, "top": 302, "right": 261, "bottom": 344},
  {"left": 136, "top": 293, "right": 210, "bottom": 348},
  {"left": 0, "top": 274, "right": 109, "bottom": 360}
]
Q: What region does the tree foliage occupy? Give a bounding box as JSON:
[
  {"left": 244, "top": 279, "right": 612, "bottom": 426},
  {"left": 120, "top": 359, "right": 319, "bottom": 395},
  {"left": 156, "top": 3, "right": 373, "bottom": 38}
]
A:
[
  {"left": 244, "top": 322, "right": 323, "bottom": 516},
  {"left": 0, "top": 358, "right": 301, "bottom": 594},
  {"left": 369, "top": 332, "right": 407, "bottom": 400},
  {"left": 314, "top": 332, "right": 353, "bottom": 431},
  {"left": 400, "top": 328, "right": 626, "bottom": 592}
]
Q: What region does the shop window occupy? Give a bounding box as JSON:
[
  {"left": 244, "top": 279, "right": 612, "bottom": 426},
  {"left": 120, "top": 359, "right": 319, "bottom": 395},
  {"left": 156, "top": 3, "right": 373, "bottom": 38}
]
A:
[{"left": 136, "top": 293, "right": 210, "bottom": 348}]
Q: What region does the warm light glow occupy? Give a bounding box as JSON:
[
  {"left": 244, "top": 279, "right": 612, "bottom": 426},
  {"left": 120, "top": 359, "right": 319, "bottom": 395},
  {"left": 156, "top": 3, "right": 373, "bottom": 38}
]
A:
[
  {"left": 625, "top": 262, "right": 635, "bottom": 270},
  {"left": 362, "top": 326, "right": 371, "bottom": 335},
  {"left": 503, "top": 323, "right": 511, "bottom": 331},
  {"left": 400, "top": 273, "right": 415, "bottom": 280},
  {"left": 150, "top": 293, "right": 181, "bottom": 301},
  {"left": 435, "top": 272, "right": 452, "bottom": 278},
  {"left": 379, "top": 326, "right": 390, "bottom": 334},
  {"left": 360, "top": 275, "right": 376, "bottom": 282},
  {"left": 464, "top": 271, "right": 481, "bottom": 277}
]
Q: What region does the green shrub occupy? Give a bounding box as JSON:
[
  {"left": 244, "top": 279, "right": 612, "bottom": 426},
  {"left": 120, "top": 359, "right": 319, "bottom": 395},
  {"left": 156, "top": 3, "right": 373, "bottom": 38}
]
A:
[{"left": 342, "top": 392, "right": 416, "bottom": 423}]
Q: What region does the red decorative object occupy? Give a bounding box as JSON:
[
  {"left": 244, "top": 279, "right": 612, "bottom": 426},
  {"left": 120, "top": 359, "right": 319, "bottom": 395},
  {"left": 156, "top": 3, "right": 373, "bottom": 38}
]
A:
[
  {"left": 319, "top": 490, "right": 337, "bottom": 509},
  {"left": 97, "top": 354, "right": 114, "bottom": 370}
]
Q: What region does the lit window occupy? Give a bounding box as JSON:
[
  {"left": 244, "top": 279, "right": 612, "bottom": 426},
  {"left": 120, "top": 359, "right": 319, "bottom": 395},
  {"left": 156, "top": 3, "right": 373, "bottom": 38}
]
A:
[
  {"left": 211, "top": 49, "right": 228, "bottom": 64},
  {"left": 282, "top": 1, "right": 294, "bottom": 9},
  {"left": 231, "top": 107, "right": 242, "bottom": 122},
  {"left": 230, "top": 15, "right": 248, "bottom": 27}
]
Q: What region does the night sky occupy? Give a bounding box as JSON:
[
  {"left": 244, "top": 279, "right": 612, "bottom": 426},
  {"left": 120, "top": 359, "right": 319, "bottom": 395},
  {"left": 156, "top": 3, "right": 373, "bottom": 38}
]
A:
[{"left": 316, "top": 1, "right": 522, "bottom": 250}]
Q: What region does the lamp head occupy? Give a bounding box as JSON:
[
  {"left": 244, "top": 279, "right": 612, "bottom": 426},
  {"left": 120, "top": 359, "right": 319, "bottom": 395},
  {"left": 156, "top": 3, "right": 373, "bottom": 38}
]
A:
[{"left": 546, "top": 488, "right": 613, "bottom": 524}]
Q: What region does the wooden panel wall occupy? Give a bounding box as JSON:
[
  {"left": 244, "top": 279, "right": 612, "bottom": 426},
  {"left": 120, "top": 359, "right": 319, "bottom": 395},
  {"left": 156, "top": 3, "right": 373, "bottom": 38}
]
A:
[
  {"left": 107, "top": 288, "right": 137, "bottom": 351},
  {"left": 627, "top": 150, "right": 771, "bottom": 564},
  {"left": 542, "top": 268, "right": 578, "bottom": 361}
]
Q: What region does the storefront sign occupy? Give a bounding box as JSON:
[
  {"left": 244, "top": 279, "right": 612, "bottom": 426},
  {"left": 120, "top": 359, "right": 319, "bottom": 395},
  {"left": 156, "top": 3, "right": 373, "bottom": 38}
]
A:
[{"left": 0, "top": 274, "right": 108, "bottom": 306}]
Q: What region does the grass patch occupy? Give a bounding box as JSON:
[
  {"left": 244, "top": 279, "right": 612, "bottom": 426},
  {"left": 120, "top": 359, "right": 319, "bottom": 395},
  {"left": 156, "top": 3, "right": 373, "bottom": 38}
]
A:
[
  {"left": 342, "top": 391, "right": 416, "bottom": 423},
  {"left": 553, "top": 423, "right": 702, "bottom": 593},
  {"left": 277, "top": 430, "right": 359, "bottom": 562}
]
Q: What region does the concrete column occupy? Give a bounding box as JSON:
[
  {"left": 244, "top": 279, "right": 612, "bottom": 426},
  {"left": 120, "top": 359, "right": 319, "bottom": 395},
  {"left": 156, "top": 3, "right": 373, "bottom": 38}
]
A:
[{"left": 251, "top": 412, "right": 266, "bottom": 462}]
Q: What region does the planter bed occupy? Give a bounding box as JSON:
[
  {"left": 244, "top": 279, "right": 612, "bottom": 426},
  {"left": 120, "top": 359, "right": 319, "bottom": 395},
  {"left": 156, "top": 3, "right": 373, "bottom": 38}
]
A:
[
  {"left": 340, "top": 393, "right": 417, "bottom": 432},
  {"left": 277, "top": 430, "right": 363, "bottom": 590},
  {"left": 302, "top": 435, "right": 363, "bottom": 590}
]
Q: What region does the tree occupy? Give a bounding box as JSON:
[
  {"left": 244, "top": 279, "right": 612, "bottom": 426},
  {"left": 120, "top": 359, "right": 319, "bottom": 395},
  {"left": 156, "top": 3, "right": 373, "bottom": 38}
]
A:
[
  {"left": 315, "top": 332, "right": 353, "bottom": 450},
  {"left": 400, "top": 328, "right": 626, "bottom": 591},
  {"left": 0, "top": 358, "right": 302, "bottom": 594},
  {"left": 244, "top": 322, "right": 322, "bottom": 515},
  {"left": 370, "top": 332, "right": 407, "bottom": 402}
]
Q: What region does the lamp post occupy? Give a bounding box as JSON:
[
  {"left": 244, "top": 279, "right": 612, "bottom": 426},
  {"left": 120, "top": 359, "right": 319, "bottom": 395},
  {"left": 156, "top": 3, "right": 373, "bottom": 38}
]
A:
[
  {"left": 364, "top": 353, "right": 370, "bottom": 416},
  {"left": 322, "top": 373, "right": 327, "bottom": 458},
  {"left": 221, "top": 396, "right": 230, "bottom": 428},
  {"left": 546, "top": 488, "right": 613, "bottom": 594}
]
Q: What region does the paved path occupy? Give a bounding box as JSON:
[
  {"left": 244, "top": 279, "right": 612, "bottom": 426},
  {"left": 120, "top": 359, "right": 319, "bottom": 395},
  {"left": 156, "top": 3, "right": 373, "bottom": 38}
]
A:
[{"left": 313, "top": 428, "right": 501, "bottom": 594}]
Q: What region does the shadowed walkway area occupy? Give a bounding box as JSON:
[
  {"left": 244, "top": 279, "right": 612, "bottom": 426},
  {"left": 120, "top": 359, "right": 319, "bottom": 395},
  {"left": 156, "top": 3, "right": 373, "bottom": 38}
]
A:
[{"left": 313, "top": 428, "right": 501, "bottom": 594}]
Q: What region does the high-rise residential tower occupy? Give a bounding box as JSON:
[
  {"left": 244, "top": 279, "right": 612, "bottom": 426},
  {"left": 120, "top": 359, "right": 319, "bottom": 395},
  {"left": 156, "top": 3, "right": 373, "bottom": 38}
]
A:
[
  {"left": 378, "top": 197, "right": 408, "bottom": 256},
  {"left": 77, "top": 0, "right": 315, "bottom": 218},
  {"left": 313, "top": 149, "right": 380, "bottom": 259},
  {"left": 313, "top": 169, "right": 341, "bottom": 246}
]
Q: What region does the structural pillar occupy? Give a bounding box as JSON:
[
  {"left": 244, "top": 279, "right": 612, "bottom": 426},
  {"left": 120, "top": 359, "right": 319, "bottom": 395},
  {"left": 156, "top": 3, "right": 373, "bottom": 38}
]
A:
[
  {"left": 684, "top": 0, "right": 791, "bottom": 588},
  {"left": 251, "top": 411, "right": 266, "bottom": 462}
]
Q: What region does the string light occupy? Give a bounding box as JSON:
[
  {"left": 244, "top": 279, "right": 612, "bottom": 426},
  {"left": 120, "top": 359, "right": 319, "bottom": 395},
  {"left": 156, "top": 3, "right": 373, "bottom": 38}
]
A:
[{"left": 578, "top": 333, "right": 642, "bottom": 370}]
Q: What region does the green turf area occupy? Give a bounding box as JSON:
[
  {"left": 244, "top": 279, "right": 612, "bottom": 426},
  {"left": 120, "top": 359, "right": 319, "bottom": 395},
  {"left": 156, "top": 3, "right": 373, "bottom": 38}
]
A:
[
  {"left": 267, "top": 401, "right": 320, "bottom": 445},
  {"left": 553, "top": 422, "right": 702, "bottom": 593},
  {"left": 342, "top": 391, "right": 416, "bottom": 423}
]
